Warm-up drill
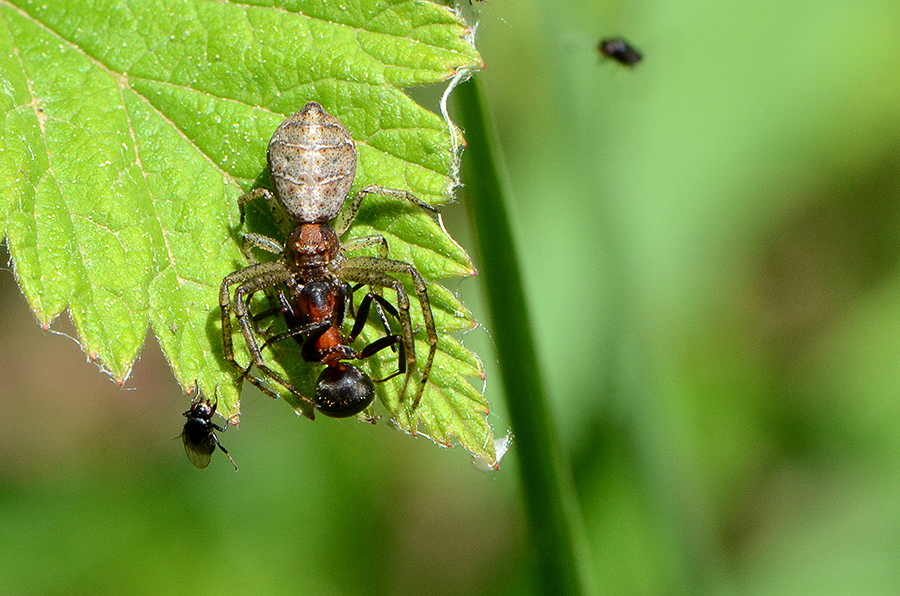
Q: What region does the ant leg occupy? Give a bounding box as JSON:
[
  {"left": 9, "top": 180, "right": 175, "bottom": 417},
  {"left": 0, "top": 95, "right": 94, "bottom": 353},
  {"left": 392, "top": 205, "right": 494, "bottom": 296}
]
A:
[
  {"left": 342, "top": 268, "right": 415, "bottom": 401},
  {"left": 348, "top": 291, "right": 383, "bottom": 342},
  {"left": 345, "top": 291, "right": 406, "bottom": 381},
  {"left": 345, "top": 283, "right": 362, "bottom": 320},
  {"left": 343, "top": 257, "right": 438, "bottom": 408},
  {"left": 333, "top": 185, "right": 438, "bottom": 236},
  {"left": 250, "top": 319, "right": 331, "bottom": 357},
  {"left": 358, "top": 335, "right": 406, "bottom": 383},
  {"left": 348, "top": 291, "right": 399, "bottom": 344},
  {"left": 346, "top": 283, "right": 394, "bottom": 348}
]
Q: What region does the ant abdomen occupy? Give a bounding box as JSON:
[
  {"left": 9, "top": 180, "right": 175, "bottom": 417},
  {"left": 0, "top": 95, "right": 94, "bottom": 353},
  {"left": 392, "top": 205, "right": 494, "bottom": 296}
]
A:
[{"left": 315, "top": 363, "right": 376, "bottom": 418}]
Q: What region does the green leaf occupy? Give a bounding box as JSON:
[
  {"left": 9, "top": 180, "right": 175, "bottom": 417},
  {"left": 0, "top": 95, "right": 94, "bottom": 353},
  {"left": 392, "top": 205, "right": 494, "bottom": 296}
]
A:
[{"left": 0, "top": 0, "right": 497, "bottom": 464}]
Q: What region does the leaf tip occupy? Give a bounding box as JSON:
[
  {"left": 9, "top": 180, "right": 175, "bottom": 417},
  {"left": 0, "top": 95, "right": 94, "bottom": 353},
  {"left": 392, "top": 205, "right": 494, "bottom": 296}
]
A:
[{"left": 472, "top": 432, "right": 513, "bottom": 472}]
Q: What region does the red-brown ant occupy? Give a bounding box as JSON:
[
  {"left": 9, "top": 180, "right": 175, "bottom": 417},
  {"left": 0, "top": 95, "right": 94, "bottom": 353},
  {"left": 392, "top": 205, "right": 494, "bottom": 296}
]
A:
[{"left": 247, "top": 278, "right": 406, "bottom": 417}]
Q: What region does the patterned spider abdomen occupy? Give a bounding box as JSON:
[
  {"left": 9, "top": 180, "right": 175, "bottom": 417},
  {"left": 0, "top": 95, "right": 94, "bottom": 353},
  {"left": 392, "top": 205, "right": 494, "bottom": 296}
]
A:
[{"left": 267, "top": 101, "right": 357, "bottom": 223}]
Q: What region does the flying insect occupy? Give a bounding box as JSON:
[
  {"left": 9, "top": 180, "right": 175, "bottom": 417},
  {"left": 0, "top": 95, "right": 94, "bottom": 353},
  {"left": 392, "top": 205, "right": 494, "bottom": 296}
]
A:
[{"left": 598, "top": 37, "right": 643, "bottom": 66}]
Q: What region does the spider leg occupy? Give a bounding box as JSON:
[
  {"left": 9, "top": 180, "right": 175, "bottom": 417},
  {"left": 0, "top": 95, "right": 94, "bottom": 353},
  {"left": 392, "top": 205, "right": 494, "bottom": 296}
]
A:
[
  {"left": 240, "top": 232, "right": 283, "bottom": 266},
  {"left": 333, "top": 185, "right": 438, "bottom": 236},
  {"left": 342, "top": 234, "right": 389, "bottom": 257},
  {"left": 238, "top": 187, "right": 292, "bottom": 235},
  {"left": 220, "top": 259, "right": 317, "bottom": 418}
]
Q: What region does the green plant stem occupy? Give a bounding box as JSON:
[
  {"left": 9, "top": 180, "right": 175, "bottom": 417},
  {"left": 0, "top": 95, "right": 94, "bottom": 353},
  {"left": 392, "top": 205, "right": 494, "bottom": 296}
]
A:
[{"left": 454, "top": 78, "right": 596, "bottom": 596}]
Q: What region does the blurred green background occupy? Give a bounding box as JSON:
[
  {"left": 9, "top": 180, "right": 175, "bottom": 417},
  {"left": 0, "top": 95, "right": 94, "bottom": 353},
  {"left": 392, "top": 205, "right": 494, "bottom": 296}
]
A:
[{"left": 4, "top": 0, "right": 900, "bottom": 594}]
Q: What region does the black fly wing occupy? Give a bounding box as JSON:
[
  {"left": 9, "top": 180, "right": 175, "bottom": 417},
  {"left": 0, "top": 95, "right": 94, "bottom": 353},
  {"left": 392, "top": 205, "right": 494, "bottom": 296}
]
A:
[{"left": 182, "top": 424, "right": 215, "bottom": 469}]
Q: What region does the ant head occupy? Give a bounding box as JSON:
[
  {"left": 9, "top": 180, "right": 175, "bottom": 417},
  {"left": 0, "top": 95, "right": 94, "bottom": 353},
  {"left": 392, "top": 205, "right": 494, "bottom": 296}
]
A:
[{"left": 315, "top": 363, "right": 375, "bottom": 418}]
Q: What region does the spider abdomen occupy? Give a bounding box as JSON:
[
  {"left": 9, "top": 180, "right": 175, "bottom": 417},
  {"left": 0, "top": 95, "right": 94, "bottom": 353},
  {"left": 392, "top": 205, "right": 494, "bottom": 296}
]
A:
[{"left": 268, "top": 102, "right": 357, "bottom": 223}]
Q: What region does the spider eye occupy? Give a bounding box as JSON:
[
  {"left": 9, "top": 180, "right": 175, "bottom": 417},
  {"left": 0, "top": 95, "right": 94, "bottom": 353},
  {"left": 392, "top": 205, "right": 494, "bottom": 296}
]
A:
[{"left": 315, "top": 363, "right": 375, "bottom": 418}]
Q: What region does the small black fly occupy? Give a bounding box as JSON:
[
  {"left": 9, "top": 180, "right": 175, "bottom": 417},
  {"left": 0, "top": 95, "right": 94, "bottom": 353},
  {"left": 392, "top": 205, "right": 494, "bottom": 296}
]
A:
[
  {"left": 598, "top": 38, "right": 643, "bottom": 67},
  {"left": 182, "top": 389, "right": 237, "bottom": 471}
]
